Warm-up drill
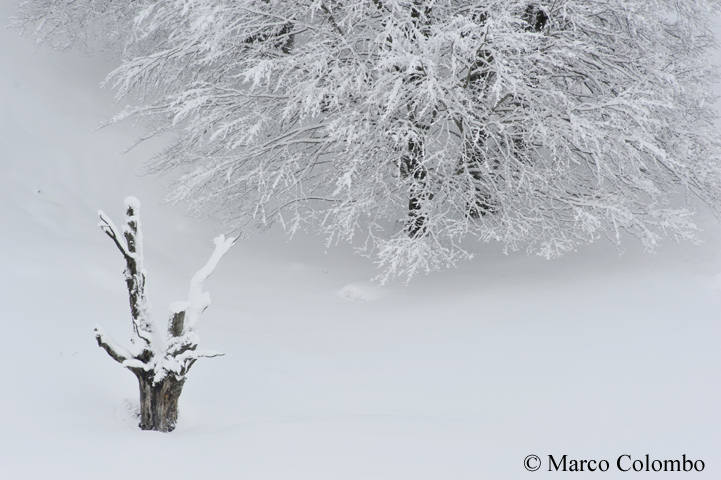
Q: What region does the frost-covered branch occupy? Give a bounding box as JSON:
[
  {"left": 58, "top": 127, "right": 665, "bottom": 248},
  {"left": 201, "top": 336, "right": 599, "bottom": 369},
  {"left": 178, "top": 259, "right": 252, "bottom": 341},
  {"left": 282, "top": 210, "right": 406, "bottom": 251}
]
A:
[{"left": 153, "top": 234, "right": 235, "bottom": 382}]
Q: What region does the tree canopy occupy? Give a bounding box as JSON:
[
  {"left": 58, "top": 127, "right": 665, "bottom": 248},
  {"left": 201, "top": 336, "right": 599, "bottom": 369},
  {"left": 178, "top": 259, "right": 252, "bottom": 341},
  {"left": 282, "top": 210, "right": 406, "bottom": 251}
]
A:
[{"left": 16, "top": 0, "right": 721, "bottom": 279}]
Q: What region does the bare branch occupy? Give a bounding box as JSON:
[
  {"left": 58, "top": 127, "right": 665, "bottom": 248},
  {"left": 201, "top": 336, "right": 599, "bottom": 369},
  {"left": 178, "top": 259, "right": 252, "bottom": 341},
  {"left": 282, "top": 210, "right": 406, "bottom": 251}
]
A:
[
  {"left": 94, "top": 325, "right": 133, "bottom": 364},
  {"left": 98, "top": 211, "right": 133, "bottom": 261}
]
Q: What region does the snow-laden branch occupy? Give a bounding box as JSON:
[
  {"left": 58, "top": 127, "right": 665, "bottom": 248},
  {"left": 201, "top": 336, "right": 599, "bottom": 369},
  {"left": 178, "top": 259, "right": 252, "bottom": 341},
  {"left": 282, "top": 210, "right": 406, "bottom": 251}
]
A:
[
  {"left": 93, "top": 325, "right": 132, "bottom": 364},
  {"left": 142, "top": 234, "right": 236, "bottom": 383},
  {"left": 185, "top": 234, "right": 237, "bottom": 330}
]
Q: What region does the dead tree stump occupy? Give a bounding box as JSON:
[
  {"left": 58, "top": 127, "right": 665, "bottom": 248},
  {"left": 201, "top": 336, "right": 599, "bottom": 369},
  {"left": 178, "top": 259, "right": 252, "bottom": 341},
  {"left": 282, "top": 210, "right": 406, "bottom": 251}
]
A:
[{"left": 94, "top": 197, "right": 235, "bottom": 432}]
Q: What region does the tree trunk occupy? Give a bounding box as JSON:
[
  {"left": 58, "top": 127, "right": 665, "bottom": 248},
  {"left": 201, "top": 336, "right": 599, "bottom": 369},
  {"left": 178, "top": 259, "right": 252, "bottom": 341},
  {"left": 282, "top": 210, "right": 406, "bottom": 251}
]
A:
[
  {"left": 402, "top": 137, "right": 430, "bottom": 238},
  {"left": 135, "top": 371, "right": 186, "bottom": 432}
]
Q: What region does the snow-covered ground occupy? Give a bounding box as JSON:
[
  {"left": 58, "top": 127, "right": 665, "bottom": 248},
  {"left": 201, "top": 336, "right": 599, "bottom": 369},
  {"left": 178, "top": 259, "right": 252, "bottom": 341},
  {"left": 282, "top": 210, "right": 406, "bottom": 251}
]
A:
[{"left": 1, "top": 5, "right": 720, "bottom": 479}]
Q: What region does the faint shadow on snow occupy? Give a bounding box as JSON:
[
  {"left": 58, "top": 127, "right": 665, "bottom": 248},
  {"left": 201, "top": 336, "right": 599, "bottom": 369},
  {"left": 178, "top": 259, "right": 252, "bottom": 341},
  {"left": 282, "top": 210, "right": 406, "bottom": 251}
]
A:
[{"left": 337, "top": 281, "right": 391, "bottom": 302}]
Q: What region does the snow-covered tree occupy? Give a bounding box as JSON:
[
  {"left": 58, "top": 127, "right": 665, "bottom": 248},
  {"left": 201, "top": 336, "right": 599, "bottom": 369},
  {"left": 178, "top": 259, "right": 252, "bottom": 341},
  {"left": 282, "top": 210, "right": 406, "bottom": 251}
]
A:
[
  {"left": 96, "top": 197, "right": 235, "bottom": 432},
  {"left": 15, "top": 0, "right": 721, "bottom": 279}
]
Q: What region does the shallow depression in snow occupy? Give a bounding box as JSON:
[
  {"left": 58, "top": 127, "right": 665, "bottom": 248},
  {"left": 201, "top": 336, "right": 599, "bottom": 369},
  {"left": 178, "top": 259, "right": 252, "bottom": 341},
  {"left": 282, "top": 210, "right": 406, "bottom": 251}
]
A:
[{"left": 337, "top": 281, "right": 390, "bottom": 302}]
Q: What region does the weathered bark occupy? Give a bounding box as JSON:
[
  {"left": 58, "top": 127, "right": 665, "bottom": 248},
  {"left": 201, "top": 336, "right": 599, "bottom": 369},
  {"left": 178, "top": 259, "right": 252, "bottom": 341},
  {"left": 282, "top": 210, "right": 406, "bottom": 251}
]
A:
[
  {"left": 168, "top": 310, "right": 186, "bottom": 338},
  {"left": 134, "top": 370, "right": 186, "bottom": 432}
]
